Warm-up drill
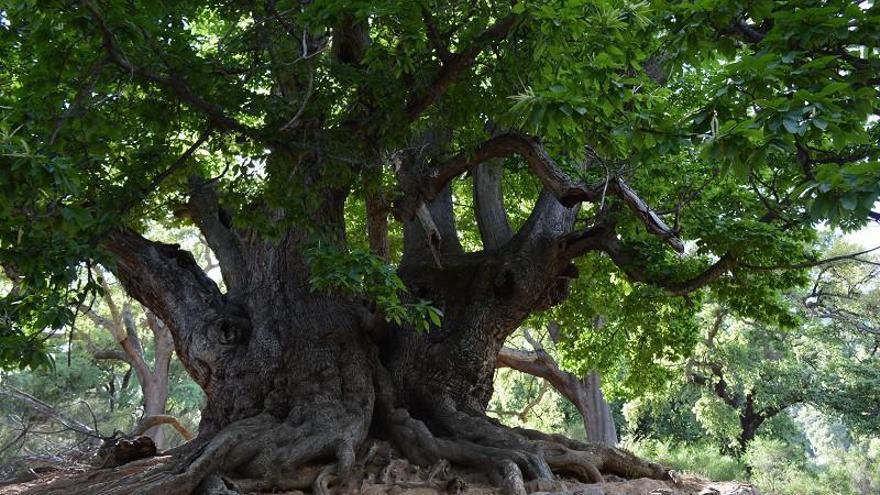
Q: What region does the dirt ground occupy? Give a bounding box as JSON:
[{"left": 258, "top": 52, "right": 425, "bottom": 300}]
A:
[{"left": 0, "top": 445, "right": 759, "bottom": 495}]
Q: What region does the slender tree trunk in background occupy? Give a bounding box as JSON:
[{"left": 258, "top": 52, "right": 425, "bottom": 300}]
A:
[
  {"left": 79, "top": 273, "right": 178, "bottom": 449},
  {"left": 580, "top": 372, "right": 618, "bottom": 446},
  {"left": 138, "top": 313, "right": 174, "bottom": 449},
  {"left": 497, "top": 327, "right": 618, "bottom": 446}
]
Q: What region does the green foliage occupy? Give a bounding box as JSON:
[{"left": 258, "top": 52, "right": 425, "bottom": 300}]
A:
[
  {"left": 625, "top": 438, "right": 747, "bottom": 481},
  {"left": 543, "top": 257, "right": 704, "bottom": 397},
  {"left": 744, "top": 437, "right": 880, "bottom": 495},
  {"left": 0, "top": 0, "right": 877, "bottom": 378},
  {"left": 305, "top": 244, "right": 441, "bottom": 331}
]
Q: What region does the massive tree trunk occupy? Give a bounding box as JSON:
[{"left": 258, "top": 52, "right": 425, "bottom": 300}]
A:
[{"left": 53, "top": 156, "right": 668, "bottom": 495}]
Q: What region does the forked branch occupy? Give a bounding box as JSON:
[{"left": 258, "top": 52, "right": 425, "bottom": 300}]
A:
[
  {"left": 406, "top": 15, "right": 518, "bottom": 120},
  {"left": 432, "top": 133, "right": 683, "bottom": 252}
]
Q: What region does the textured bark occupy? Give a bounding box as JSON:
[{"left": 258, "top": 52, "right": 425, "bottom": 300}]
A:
[
  {"left": 366, "top": 191, "right": 390, "bottom": 260},
  {"left": 72, "top": 136, "right": 674, "bottom": 493}
]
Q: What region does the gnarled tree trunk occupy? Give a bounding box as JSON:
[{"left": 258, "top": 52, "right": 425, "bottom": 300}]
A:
[{"left": 53, "top": 148, "right": 670, "bottom": 495}]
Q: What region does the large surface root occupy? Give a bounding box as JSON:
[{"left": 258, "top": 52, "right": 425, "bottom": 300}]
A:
[
  {"left": 382, "top": 409, "right": 669, "bottom": 495},
  {"left": 12, "top": 378, "right": 667, "bottom": 495},
  {"left": 372, "top": 367, "right": 668, "bottom": 495},
  {"left": 14, "top": 401, "right": 370, "bottom": 495}
]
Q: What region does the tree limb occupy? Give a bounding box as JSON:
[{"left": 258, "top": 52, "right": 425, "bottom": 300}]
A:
[
  {"left": 473, "top": 160, "right": 513, "bottom": 250},
  {"left": 739, "top": 245, "right": 880, "bottom": 271},
  {"left": 405, "top": 14, "right": 518, "bottom": 120},
  {"left": 187, "top": 176, "right": 248, "bottom": 292},
  {"left": 133, "top": 415, "right": 193, "bottom": 442},
  {"left": 0, "top": 386, "right": 102, "bottom": 443},
  {"left": 431, "top": 133, "right": 684, "bottom": 252},
  {"left": 81, "top": 0, "right": 256, "bottom": 137},
  {"left": 100, "top": 228, "right": 228, "bottom": 382},
  {"left": 602, "top": 234, "right": 735, "bottom": 296}
]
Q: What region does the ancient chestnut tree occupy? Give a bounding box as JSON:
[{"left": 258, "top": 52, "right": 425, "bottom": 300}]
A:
[{"left": 0, "top": 0, "right": 878, "bottom": 493}]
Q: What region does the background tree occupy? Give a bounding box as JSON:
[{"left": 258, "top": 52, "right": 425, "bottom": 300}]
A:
[
  {"left": 0, "top": 1, "right": 878, "bottom": 494},
  {"left": 76, "top": 266, "right": 178, "bottom": 449},
  {"left": 627, "top": 244, "right": 880, "bottom": 455},
  {"left": 497, "top": 322, "right": 619, "bottom": 446}
]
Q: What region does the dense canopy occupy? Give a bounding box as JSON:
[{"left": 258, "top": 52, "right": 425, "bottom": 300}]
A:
[{"left": 0, "top": 0, "right": 878, "bottom": 494}]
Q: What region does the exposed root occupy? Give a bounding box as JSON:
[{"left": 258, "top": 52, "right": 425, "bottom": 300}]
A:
[
  {"left": 16, "top": 400, "right": 371, "bottom": 495},
  {"left": 515, "top": 427, "right": 670, "bottom": 481},
  {"left": 313, "top": 463, "right": 338, "bottom": 495},
  {"left": 378, "top": 386, "right": 669, "bottom": 495},
  {"left": 12, "top": 374, "right": 667, "bottom": 495}
]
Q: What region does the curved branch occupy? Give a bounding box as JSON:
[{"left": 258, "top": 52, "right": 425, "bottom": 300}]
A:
[
  {"left": 604, "top": 237, "right": 736, "bottom": 296},
  {"left": 497, "top": 348, "right": 573, "bottom": 396},
  {"left": 101, "top": 228, "right": 227, "bottom": 383},
  {"left": 133, "top": 415, "right": 193, "bottom": 442},
  {"left": 405, "top": 14, "right": 518, "bottom": 120},
  {"left": 432, "top": 133, "right": 683, "bottom": 252},
  {"left": 497, "top": 325, "right": 618, "bottom": 445}
]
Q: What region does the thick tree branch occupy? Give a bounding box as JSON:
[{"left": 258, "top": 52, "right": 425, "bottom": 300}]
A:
[
  {"left": 431, "top": 133, "right": 684, "bottom": 252},
  {"left": 497, "top": 347, "right": 574, "bottom": 398},
  {"left": 146, "top": 311, "right": 175, "bottom": 381},
  {"left": 420, "top": 7, "right": 453, "bottom": 63},
  {"left": 101, "top": 228, "right": 227, "bottom": 380},
  {"left": 116, "top": 302, "right": 152, "bottom": 387},
  {"left": 187, "top": 176, "right": 248, "bottom": 292},
  {"left": 405, "top": 14, "right": 517, "bottom": 120},
  {"left": 81, "top": 0, "right": 256, "bottom": 137},
  {"left": 473, "top": 160, "right": 512, "bottom": 250}
]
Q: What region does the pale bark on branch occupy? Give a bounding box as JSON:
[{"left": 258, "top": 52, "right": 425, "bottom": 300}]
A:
[
  {"left": 431, "top": 133, "right": 683, "bottom": 253},
  {"left": 497, "top": 326, "right": 618, "bottom": 445}
]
